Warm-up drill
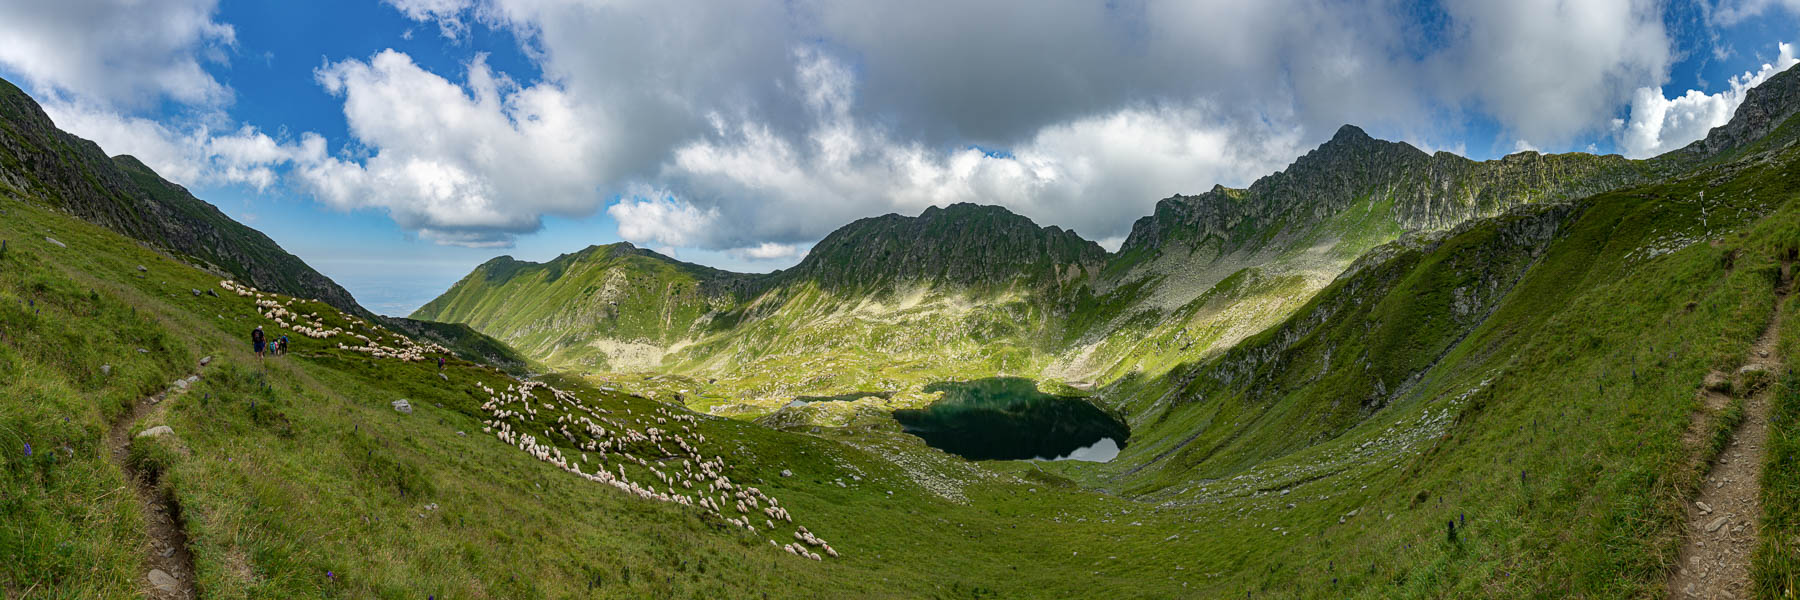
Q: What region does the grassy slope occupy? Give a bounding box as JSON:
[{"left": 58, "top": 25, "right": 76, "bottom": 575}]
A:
[
  {"left": 411, "top": 245, "right": 740, "bottom": 373},
  {"left": 5, "top": 143, "right": 1800, "bottom": 598},
  {"left": 5, "top": 140, "right": 1798, "bottom": 598},
  {"left": 1071, "top": 139, "right": 1800, "bottom": 597},
  {"left": 0, "top": 187, "right": 1260, "bottom": 599}
]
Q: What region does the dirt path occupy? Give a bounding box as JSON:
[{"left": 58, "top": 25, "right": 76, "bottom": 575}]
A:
[
  {"left": 1670, "top": 265, "right": 1789, "bottom": 600},
  {"left": 105, "top": 358, "right": 209, "bottom": 600}
]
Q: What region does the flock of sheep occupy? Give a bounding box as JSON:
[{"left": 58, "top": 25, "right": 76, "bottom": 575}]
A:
[
  {"left": 232, "top": 279, "right": 837, "bottom": 562},
  {"left": 478, "top": 379, "right": 837, "bottom": 561},
  {"left": 227, "top": 279, "right": 450, "bottom": 361}
]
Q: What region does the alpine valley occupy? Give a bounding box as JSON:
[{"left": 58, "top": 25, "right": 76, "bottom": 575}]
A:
[{"left": 6, "top": 55, "right": 1800, "bottom": 600}]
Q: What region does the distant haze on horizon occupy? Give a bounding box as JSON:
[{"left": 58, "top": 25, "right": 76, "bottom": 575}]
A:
[{"left": 0, "top": 0, "right": 1796, "bottom": 314}]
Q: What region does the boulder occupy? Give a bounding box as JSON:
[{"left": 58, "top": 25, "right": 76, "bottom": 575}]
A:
[
  {"left": 147, "top": 568, "right": 180, "bottom": 593},
  {"left": 43, "top": 236, "right": 64, "bottom": 248},
  {"left": 136, "top": 265, "right": 147, "bottom": 272},
  {"left": 392, "top": 399, "right": 413, "bottom": 415},
  {"left": 136, "top": 425, "right": 174, "bottom": 439},
  {"left": 199, "top": 356, "right": 212, "bottom": 366}
]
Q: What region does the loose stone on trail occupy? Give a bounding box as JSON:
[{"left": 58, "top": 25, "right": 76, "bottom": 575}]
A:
[{"left": 147, "top": 568, "right": 180, "bottom": 593}]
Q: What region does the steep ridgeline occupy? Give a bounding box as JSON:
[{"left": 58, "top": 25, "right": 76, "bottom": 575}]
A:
[
  {"left": 0, "top": 76, "right": 367, "bottom": 317},
  {"left": 1664, "top": 57, "right": 1800, "bottom": 162},
  {"left": 1053, "top": 124, "right": 1652, "bottom": 385}
]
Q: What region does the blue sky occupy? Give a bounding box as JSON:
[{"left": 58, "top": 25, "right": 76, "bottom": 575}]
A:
[{"left": 0, "top": 0, "right": 1796, "bottom": 315}]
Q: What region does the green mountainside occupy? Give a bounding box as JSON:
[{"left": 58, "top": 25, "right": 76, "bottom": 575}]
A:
[
  {"left": 0, "top": 79, "right": 366, "bottom": 317},
  {"left": 4, "top": 66, "right": 1800, "bottom": 599},
  {"left": 416, "top": 120, "right": 1663, "bottom": 418}
]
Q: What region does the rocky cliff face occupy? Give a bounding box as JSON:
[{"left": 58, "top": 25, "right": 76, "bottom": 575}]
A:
[{"left": 0, "top": 77, "right": 367, "bottom": 316}]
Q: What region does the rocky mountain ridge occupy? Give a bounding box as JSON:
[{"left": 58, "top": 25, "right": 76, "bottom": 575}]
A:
[{"left": 0, "top": 77, "right": 367, "bottom": 317}]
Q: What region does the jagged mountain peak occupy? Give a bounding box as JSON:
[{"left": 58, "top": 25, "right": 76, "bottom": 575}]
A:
[
  {"left": 1285, "top": 124, "right": 1427, "bottom": 171},
  {"left": 1329, "top": 123, "right": 1372, "bottom": 143}
]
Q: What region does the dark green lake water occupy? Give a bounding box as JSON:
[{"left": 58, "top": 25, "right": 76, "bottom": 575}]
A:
[{"left": 892, "top": 377, "right": 1129, "bottom": 461}]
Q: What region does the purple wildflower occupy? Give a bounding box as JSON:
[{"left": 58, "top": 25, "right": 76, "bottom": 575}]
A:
[{"left": 23, "top": 442, "right": 30, "bottom": 457}]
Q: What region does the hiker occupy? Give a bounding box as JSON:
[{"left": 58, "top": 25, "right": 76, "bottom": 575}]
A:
[
  {"left": 278, "top": 334, "right": 290, "bottom": 356},
  {"left": 438, "top": 356, "right": 445, "bottom": 370},
  {"left": 252, "top": 326, "right": 266, "bottom": 359}
]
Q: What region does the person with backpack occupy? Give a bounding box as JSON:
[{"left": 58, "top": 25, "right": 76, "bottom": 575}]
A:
[
  {"left": 278, "top": 334, "right": 290, "bottom": 356},
  {"left": 252, "top": 326, "right": 266, "bottom": 359}
]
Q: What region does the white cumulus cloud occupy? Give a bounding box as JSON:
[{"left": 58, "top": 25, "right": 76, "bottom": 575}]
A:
[
  {"left": 0, "top": 0, "right": 235, "bottom": 110},
  {"left": 294, "top": 50, "right": 611, "bottom": 247},
  {"left": 1430, "top": 0, "right": 1672, "bottom": 145},
  {"left": 607, "top": 189, "right": 722, "bottom": 249},
  {"left": 646, "top": 48, "right": 1304, "bottom": 249},
  {"left": 332, "top": 0, "right": 1699, "bottom": 254}
]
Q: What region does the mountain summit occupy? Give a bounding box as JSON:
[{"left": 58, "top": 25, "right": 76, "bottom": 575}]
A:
[{"left": 785, "top": 202, "right": 1106, "bottom": 291}]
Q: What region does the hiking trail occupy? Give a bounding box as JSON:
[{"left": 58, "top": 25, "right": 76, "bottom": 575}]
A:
[
  {"left": 1670, "top": 261, "right": 1790, "bottom": 600},
  {"left": 105, "top": 358, "right": 210, "bottom": 600}
]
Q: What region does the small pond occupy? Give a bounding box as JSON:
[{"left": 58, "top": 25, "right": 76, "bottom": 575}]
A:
[{"left": 892, "top": 377, "right": 1128, "bottom": 462}]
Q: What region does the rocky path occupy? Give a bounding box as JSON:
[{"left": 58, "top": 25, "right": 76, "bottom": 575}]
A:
[
  {"left": 1670, "top": 264, "right": 1789, "bottom": 600},
  {"left": 105, "top": 358, "right": 209, "bottom": 600}
]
